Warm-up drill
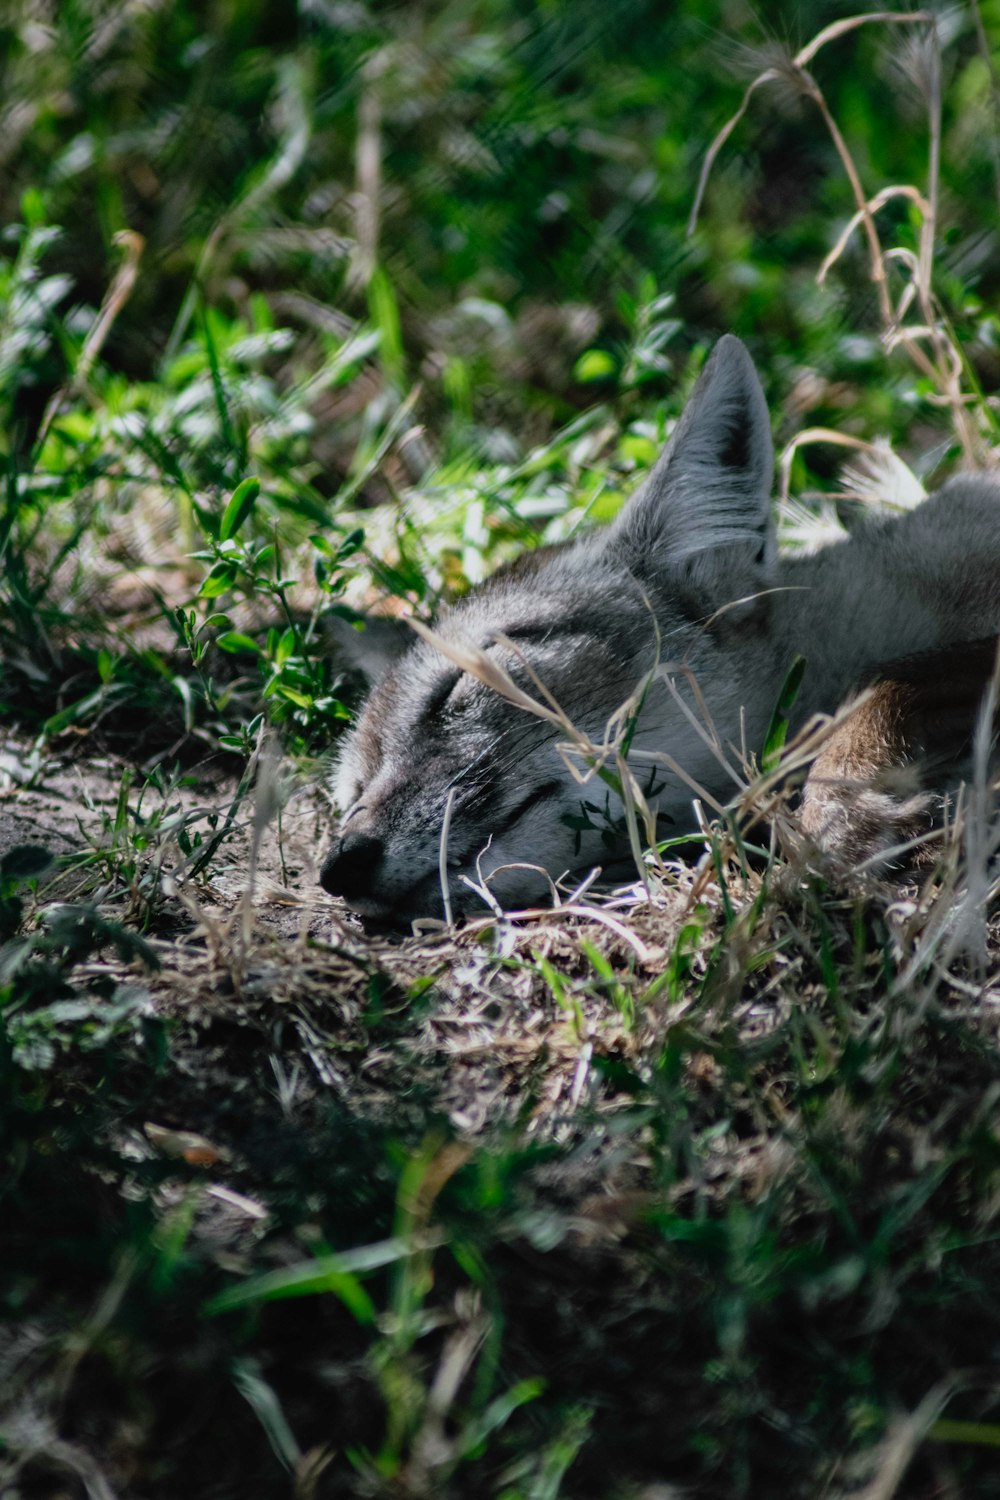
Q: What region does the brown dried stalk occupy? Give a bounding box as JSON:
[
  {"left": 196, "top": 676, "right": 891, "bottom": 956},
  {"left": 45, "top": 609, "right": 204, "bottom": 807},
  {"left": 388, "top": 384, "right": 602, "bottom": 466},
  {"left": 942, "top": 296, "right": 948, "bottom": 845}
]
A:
[
  {"left": 36, "top": 229, "right": 144, "bottom": 448},
  {"left": 690, "top": 10, "right": 985, "bottom": 466}
]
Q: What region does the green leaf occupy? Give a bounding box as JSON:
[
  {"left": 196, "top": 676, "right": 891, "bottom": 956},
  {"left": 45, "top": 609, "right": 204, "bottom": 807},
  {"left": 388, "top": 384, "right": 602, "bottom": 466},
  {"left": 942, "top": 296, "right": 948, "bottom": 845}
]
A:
[
  {"left": 20, "top": 186, "right": 46, "bottom": 228},
  {"left": 200, "top": 302, "right": 241, "bottom": 460},
  {"left": 337, "top": 527, "right": 365, "bottom": 558},
  {"left": 231, "top": 1359, "right": 302, "bottom": 1471},
  {"left": 43, "top": 689, "right": 105, "bottom": 736},
  {"left": 930, "top": 1420, "right": 1000, "bottom": 1447},
  {"left": 204, "top": 1236, "right": 440, "bottom": 1318},
  {"left": 216, "top": 632, "right": 261, "bottom": 655},
  {"left": 762, "top": 655, "right": 806, "bottom": 772},
  {"left": 274, "top": 627, "right": 297, "bottom": 666},
  {"left": 458, "top": 1378, "right": 546, "bottom": 1459},
  {"left": 273, "top": 683, "right": 311, "bottom": 708},
  {"left": 367, "top": 266, "right": 404, "bottom": 385},
  {"left": 574, "top": 348, "right": 617, "bottom": 382},
  {"left": 219, "top": 477, "right": 260, "bottom": 542},
  {"left": 198, "top": 562, "right": 238, "bottom": 599}
]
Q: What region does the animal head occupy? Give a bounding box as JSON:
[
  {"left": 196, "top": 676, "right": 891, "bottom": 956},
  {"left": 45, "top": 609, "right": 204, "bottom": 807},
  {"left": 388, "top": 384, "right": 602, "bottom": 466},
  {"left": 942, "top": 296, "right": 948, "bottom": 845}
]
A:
[{"left": 322, "top": 335, "right": 777, "bottom": 923}]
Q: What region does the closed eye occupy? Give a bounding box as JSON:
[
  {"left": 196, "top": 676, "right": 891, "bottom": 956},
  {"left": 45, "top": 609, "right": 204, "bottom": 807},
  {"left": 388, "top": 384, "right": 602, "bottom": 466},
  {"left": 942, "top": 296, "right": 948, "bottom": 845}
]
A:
[
  {"left": 501, "top": 779, "right": 563, "bottom": 832},
  {"left": 426, "top": 628, "right": 562, "bottom": 714},
  {"left": 446, "top": 779, "right": 565, "bottom": 870},
  {"left": 481, "top": 624, "right": 557, "bottom": 648},
  {"left": 425, "top": 672, "right": 461, "bottom": 718}
]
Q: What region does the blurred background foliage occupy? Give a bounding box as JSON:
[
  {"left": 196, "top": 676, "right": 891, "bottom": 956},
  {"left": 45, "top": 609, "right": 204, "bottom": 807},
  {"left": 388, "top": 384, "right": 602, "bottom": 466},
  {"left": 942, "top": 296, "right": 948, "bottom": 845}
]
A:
[
  {"left": 4, "top": 0, "right": 1000, "bottom": 456},
  {"left": 1, "top": 0, "right": 1000, "bottom": 752}
]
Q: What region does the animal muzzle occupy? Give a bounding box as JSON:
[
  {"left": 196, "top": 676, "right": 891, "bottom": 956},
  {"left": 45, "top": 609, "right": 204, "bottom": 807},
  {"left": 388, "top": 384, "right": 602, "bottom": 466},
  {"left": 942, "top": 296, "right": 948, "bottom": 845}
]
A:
[{"left": 319, "top": 831, "right": 385, "bottom": 901}]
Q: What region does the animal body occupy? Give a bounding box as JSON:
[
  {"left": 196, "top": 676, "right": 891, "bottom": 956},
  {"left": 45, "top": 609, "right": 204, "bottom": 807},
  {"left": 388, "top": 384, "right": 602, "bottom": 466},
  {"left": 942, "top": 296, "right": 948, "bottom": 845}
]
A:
[{"left": 322, "top": 336, "right": 1000, "bottom": 923}]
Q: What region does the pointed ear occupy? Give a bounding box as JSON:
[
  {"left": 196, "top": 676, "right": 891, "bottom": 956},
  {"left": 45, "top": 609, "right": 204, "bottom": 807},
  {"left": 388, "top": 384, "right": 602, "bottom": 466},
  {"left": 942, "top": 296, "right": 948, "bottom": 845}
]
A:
[
  {"left": 611, "top": 335, "right": 774, "bottom": 577},
  {"left": 324, "top": 610, "right": 412, "bottom": 684}
]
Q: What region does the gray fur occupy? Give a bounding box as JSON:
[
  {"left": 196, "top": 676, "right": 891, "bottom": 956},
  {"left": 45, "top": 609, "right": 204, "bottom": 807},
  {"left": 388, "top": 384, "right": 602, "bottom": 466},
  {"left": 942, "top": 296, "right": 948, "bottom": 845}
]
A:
[
  {"left": 613, "top": 334, "right": 775, "bottom": 567},
  {"left": 322, "top": 337, "right": 1000, "bottom": 923}
]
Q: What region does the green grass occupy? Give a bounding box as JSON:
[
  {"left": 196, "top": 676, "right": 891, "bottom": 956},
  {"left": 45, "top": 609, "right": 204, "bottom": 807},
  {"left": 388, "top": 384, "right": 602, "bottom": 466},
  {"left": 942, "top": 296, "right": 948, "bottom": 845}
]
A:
[{"left": 2, "top": 3, "right": 1000, "bottom": 1496}]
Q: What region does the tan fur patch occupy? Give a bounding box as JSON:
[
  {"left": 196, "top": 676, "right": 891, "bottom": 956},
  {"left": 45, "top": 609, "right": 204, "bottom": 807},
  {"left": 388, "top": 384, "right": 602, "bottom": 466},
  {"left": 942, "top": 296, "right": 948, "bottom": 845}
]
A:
[{"left": 801, "top": 637, "right": 1000, "bottom": 868}]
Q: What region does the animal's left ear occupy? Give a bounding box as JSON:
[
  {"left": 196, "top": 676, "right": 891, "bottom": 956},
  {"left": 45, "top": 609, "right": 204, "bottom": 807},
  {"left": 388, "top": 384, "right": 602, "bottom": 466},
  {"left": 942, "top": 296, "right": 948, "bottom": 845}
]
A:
[
  {"left": 325, "top": 611, "right": 411, "bottom": 684},
  {"left": 610, "top": 335, "right": 775, "bottom": 586}
]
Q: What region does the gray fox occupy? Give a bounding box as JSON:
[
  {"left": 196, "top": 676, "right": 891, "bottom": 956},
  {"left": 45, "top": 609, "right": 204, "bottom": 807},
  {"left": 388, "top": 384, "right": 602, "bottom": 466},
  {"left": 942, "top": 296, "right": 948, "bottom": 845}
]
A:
[{"left": 322, "top": 336, "right": 1000, "bottom": 922}]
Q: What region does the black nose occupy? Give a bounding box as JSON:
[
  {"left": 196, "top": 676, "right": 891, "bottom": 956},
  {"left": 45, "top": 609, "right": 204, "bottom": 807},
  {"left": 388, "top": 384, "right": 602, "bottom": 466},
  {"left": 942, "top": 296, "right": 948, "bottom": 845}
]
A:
[{"left": 319, "top": 832, "right": 384, "bottom": 900}]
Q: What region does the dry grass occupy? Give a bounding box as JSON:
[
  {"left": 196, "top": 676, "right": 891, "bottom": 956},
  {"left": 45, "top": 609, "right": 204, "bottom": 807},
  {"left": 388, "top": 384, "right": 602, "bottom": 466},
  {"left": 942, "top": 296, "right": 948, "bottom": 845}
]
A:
[
  {"left": 3, "top": 638, "right": 1000, "bottom": 1494},
  {"left": 4, "top": 9, "right": 1000, "bottom": 1495},
  {"left": 693, "top": 8, "right": 1000, "bottom": 496}
]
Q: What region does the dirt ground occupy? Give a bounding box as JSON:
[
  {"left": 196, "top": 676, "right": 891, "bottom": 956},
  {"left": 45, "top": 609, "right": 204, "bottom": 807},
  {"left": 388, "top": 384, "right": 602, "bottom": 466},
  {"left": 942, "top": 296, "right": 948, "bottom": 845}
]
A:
[
  {"left": 7, "top": 726, "right": 1000, "bottom": 1499},
  {"left": 0, "top": 728, "right": 680, "bottom": 1147}
]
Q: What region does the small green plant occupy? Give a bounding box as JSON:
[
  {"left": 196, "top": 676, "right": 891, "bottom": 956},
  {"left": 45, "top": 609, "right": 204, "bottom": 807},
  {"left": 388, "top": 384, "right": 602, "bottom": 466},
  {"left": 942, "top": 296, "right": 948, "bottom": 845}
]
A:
[
  {"left": 0, "top": 890, "right": 158, "bottom": 1071},
  {"left": 188, "top": 474, "right": 362, "bottom": 753},
  {"left": 0, "top": 845, "right": 55, "bottom": 941},
  {"left": 206, "top": 1136, "right": 545, "bottom": 1491},
  {"left": 761, "top": 654, "right": 807, "bottom": 774},
  {"left": 574, "top": 277, "right": 682, "bottom": 393}
]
